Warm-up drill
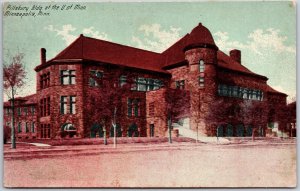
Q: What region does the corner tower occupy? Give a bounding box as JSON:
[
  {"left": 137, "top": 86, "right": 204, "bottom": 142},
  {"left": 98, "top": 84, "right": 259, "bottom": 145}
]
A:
[{"left": 184, "top": 23, "right": 218, "bottom": 136}]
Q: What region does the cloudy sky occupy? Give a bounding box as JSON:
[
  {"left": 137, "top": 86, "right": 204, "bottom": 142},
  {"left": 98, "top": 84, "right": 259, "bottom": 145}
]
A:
[{"left": 3, "top": 1, "right": 296, "bottom": 101}]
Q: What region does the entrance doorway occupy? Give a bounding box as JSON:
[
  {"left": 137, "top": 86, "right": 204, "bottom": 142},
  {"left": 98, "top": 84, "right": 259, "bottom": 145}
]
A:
[
  {"left": 90, "top": 123, "right": 103, "bottom": 138},
  {"left": 128, "top": 123, "right": 139, "bottom": 137}
]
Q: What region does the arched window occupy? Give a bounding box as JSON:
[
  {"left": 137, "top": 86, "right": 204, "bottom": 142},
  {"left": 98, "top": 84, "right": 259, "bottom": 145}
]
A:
[
  {"left": 62, "top": 123, "right": 76, "bottom": 132},
  {"left": 226, "top": 124, "right": 234, "bottom": 137},
  {"left": 199, "top": 60, "right": 205, "bottom": 72},
  {"left": 90, "top": 123, "right": 103, "bottom": 138},
  {"left": 110, "top": 124, "right": 122, "bottom": 137},
  {"left": 61, "top": 123, "right": 77, "bottom": 138},
  {"left": 128, "top": 123, "right": 139, "bottom": 137}
]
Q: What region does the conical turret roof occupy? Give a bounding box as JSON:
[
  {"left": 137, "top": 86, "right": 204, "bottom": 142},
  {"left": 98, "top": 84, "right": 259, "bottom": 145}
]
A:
[{"left": 184, "top": 23, "right": 218, "bottom": 51}]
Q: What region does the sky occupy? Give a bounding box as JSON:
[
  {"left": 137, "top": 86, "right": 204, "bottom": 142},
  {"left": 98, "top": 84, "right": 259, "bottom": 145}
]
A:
[{"left": 3, "top": 1, "right": 296, "bottom": 102}]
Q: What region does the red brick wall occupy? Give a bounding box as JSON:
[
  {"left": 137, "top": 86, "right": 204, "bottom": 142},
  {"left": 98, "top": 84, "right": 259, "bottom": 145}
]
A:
[
  {"left": 4, "top": 104, "right": 37, "bottom": 140},
  {"left": 34, "top": 62, "right": 171, "bottom": 138},
  {"left": 36, "top": 63, "right": 84, "bottom": 138}
]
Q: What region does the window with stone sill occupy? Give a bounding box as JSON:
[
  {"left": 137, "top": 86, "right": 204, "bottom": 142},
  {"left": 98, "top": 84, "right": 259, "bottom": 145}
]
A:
[
  {"left": 60, "top": 70, "right": 76, "bottom": 85},
  {"left": 128, "top": 98, "right": 140, "bottom": 117},
  {"left": 60, "top": 96, "right": 76, "bottom": 115},
  {"left": 89, "top": 70, "right": 103, "bottom": 87},
  {"left": 40, "top": 72, "right": 50, "bottom": 89}
]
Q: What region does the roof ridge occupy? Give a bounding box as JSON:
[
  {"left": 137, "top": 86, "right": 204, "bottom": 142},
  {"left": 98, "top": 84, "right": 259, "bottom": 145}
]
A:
[
  {"left": 53, "top": 35, "right": 84, "bottom": 60},
  {"left": 82, "top": 35, "right": 162, "bottom": 55},
  {"left": 162, "top": 33, "right": 189, "bottom": 54}
]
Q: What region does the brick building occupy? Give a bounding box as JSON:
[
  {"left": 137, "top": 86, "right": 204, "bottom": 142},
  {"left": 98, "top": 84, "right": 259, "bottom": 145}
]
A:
[{"left": 4, "top": 23, "right": 289, "bottom": 140}]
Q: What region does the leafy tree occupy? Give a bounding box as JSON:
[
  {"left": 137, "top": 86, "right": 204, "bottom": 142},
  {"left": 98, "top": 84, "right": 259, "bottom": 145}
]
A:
[
  {"left": 85, "top": 67, "right": 135, "bottom": 146},
  {"left": 3, "top": 52, "right": 27, "bottom": 149},
  {"left": 165, "top": 85, "right": 189, "bottom": 143}
]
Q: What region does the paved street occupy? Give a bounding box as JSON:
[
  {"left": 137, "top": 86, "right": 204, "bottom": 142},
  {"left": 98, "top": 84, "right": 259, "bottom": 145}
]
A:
[{"left": 4, "top": 139, "right": 297, "bottom": 188}]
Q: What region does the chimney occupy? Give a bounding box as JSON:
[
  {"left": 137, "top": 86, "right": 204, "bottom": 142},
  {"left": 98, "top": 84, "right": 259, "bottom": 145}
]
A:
[
  {"left": 230, "top": 49, "right": 241, "bottom": 64},
  {"left": 41, "top": 48, "right": 46, "bottom": 65}
]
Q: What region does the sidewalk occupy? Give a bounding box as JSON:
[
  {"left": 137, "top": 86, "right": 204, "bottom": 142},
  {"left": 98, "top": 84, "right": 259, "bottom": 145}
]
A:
[
  {"left": 4, "top": 142, "right": 204, "bottom": 160},
  {"left": 4, "top": 137, "right": 296, "bottom": 161}
]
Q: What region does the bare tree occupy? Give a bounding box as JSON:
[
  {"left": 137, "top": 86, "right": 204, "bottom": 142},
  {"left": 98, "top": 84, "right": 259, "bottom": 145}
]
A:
[{"left": 3, "top": 52, "right": 27, "bottom": 149}]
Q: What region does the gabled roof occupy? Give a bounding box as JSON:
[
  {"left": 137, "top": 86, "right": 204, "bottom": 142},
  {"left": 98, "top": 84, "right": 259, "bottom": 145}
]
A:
[
  {"left": 36, "top": 35, "right": 169, "bottom": 74},
  {"left": 4, "top": 94, "right": 37, "bottom": 107},
  {"left": 217, "top": 51, "right": 267, "bottom": 79},
  {"left": 34, "top": 23, "right": 286, "bottom": 96}
]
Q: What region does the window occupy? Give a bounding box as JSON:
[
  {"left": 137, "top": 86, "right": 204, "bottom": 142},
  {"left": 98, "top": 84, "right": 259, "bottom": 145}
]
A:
[
  {"left": 175, "top": 80, "right": 185, "bottom": 90},
  {"left": 128, "top": 99, "right": 133, "bottom": 116},
  {"left": 17, "top": 108, "right": 21, "bottom": 116},
  {"left": 24, "top": 107, "right": 28, "bottom": 116},
  {"left": 61, "top": 70, "right": 76, "bottom": 85},
  {"left": 128, "top": 98, "right": 140, "bottom": 117},
  {"left": 31, "top": 122, "right": 35, "bottom": 133},
  {"left": 60, "top": 96, "right": 76, "bottom": 114},
  {"left": 5, "top": 108, "right": 10, "bottom": 115},
  {"left": 199, "top": 77, "right": 205, "bottom": 87},
  {"left": 242, "top": 88, "right": 248, "bottom": 99},
  {"left": 218, "top": 84, "right": 263, "bottom": 101},
  {"left": 70, "top": 96, "right": 76, "bottom": 114},
  {"left": 89, "top": 70, "right": 103, "bottom": 87},
  {"left": 133, "top": 99, "right": 140, "bottom": 117},
  {"left": 25, "top": 122, "right": 29, "bottom": 133},
  {"left": 41, "top": 124, "right": 51, "bottom": 139},
  {"left": 232, "top": 86, "right": 238, "bottom": 97},
  {"left": 31, "top": 106, "right": 35, "bottom": 115},
  {"left": 60, "top": 96, "right": 68, "bottom": 114},
  {"left": 137, "top": 78, "right": 147, "bottom": 91},
  {"left": 18, "top": 122, "right": 22, "bottom": 133},
  {"left": 199, "top": 60, "right": 205, "bottom": 72},
  {"left": 40, "top": 72, "right": 50, "bottom": 89},
  {"left": 47, "top": 97, "right": 50, "bottom": 115},
  {"left": 119, "top": 75, "right": 127, "bottom": 87},
  {"left": 132, "top": 77, "right": 163, "bottom": 91},
  {"left": 40, "top": 97, "right": 50, "bottom": 117}
]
